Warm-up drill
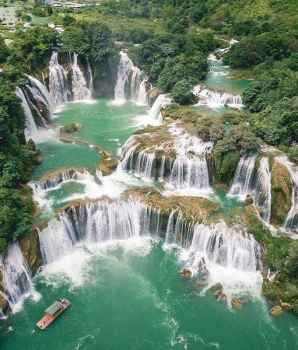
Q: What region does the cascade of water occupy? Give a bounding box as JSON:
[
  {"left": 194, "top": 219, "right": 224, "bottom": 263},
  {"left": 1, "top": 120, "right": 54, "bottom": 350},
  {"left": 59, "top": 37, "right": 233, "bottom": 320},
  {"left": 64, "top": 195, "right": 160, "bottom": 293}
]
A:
[
  {"left": 148, "top": 94, "right": 172, "bottom": 123},
  {"left": 276, "top": 156, "right": 298, "bottom": 232},
  {"left": 39, "top": 198, "right": 160, "bottom": 263},
  {"left": 114, "top": 51, "right": 146, "bottom": 103},
  {"left": 134, "top": 151, "right": 156, "bottom": 179},
  {"left": 27, "top": 75, "right": 55, "bottom": 116},
  {"left": 180, "top": 221, "right": 263, "bottom": 298},
  {"left": 194, "top": 87, "right": 243, "bottom": 108},
  {"left": 71, "top": 53, "right": 92, "bottom": 101},
  {"left": 228, "top": 156, "right": 256, "bottom": 201},
  {"left": 253, "top": 157, "right": 271, "bottom": 223},
  {"left": 170, "top": 155, "right": 210, "bottom": 189},
  {"left": 49, "top": 52, "right": 68, "bottom": 105},
  {"left": 86, "top": 58, "right": 94, "bottom": 96},
  {"left": 2, "top": 243, "right": 39, "bottom": 311},
  {"left": 184, "top": 221, "right": 262, "bottom": 272},
  {"left": 119, "top": 129, "right": 213, "bottom": 189},
  {"left": 15, "top": 87, "right": 39, "bottom": 141},
  {"left": 165, "top": 211, "right": 194, "bottom": 248}
]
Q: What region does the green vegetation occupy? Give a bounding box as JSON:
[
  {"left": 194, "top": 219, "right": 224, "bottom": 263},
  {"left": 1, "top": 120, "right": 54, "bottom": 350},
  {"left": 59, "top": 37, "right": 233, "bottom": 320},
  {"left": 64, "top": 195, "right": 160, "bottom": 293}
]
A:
[{"left": 0, "top": 75, "right": 39, "bottom": 253}]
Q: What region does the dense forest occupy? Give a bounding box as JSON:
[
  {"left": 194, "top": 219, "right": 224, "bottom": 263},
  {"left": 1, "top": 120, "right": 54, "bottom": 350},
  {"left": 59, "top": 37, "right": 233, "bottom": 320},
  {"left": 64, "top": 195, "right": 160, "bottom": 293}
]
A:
[{"left": 1, "top": 0, "right": 298, "bottom": 314}]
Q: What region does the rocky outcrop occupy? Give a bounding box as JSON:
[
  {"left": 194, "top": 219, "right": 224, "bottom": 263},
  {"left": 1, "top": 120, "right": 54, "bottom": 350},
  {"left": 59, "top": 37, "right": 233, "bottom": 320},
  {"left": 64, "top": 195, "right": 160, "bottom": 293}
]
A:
[
  {"left": 231, "top": 297, "right": 248, "bottom": 309},
  {"left": 98, "top": 156, "right": 118, "bottom": 176}
]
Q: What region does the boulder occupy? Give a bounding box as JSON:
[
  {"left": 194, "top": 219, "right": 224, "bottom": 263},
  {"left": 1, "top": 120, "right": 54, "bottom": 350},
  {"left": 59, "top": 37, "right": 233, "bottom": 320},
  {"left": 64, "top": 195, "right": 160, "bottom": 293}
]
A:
[
  {"left": 60, "top": 123, "right": 80, "bottom": 134},
  {"left": 269, "top": 305, "right": 283, "bottom": 315},
  {"left": 280, "top": 301, "right": 292, "bottom": 311},
  {"left": 195, "top": 279, "right": 207, "bottom": 287},
  {"left": 181, "top": 268, "right": 192, "bottom": 278},
  {"left": 232, "top": 298, "right": 248, "bottom": 309},
  {"left": 221, "top": 294, "right": 227, "bottom": 301},
  {"left": 209, "top": 283, "right": 223, "bottom": 294}
]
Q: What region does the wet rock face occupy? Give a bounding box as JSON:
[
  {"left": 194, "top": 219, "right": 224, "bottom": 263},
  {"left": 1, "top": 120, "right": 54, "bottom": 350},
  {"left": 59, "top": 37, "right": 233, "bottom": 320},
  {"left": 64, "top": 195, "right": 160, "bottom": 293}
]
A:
[{"left": 18, "top": 228, "right": 42, "bottom": 276}]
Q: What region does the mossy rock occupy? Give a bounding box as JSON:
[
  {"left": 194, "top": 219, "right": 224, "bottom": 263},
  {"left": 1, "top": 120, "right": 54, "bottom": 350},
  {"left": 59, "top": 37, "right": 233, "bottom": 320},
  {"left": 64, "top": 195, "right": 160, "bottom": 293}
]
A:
[
  {"left": 60, "top": 123, "right": 80, "bottom": 134},
  {"left": 271, "top": 161, "right": 292, "bottom": 225}
]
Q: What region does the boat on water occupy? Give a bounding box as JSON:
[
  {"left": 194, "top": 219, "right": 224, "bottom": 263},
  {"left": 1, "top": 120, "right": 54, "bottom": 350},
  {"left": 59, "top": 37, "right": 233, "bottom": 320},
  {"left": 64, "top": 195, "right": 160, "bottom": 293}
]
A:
[{"left": 36, "top": 299, "right": 71, "bottom": 330}]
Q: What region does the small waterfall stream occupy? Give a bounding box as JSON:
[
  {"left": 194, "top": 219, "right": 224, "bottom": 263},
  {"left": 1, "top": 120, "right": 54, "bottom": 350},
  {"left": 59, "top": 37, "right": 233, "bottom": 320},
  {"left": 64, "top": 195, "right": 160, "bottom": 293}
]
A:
[
  {"left": 228, "top": 156, "right": 256, "bottom": 201},
  {"left": 71, "top": 53, "right": 92, "bottom": 101},
  {"left": 15, "top": 87, "right": 39, "bottom": 141},
  {"left": 148, "top": 94, "right": 172, "bottom": 123},
  {"left": 87, "top": 58, "right": 94, "bottom": 96},
  {"left": 49, "top": 52, "right": 68, "bottom": 105}
]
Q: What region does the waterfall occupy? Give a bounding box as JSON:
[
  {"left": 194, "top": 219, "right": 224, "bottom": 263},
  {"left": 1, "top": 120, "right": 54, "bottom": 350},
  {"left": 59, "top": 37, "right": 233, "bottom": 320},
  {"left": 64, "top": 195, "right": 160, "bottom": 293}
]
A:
[
  {"left": 15, "top": 87, "right": 38, "bottom": 141},
  {"left": 114, "top": 51, "right": 146, "bottom": 103},
  {"left": 87, "top": 58, "right": 94, "bottom": 96},
  {"left": 27, "top": 75, "right": 55, "bottom": 116},
  {"left": 193, "top": 86, "right": 243, "bottom": 108},
  {"left": 148, "top": 94, "right": 172, "bottom": 123},
  {"left": 253, "top": 157, "right": 271, "bottom": 223},
  {"left": 181, "top": 221, "right": 263, "bottom": 298},
  {"left": 167, "top": 131, "right": 213, "bottom": 190},
  {"left": 2, "top": 243, "right": 39, "bottom": 311},
  {"left": 49, "top": 52, "right": 68, "bottom": 105},
  {"left": 39, "top": 199, "right": 160, "bottom": 263},
  {"left": 119, "top": 129, "right": 213, "bottom": 189},
  {"left": 170, "top": 155, "right": 210, "bottom": 189},
  {"left": 71, "top": 53, "right": 92, "bottom": 101},
  {"left": 228, "top": 156, "right": 256, "bottom": 201},
  {"left": 276, "top": 156, "right": 298, "bottom": 232}
]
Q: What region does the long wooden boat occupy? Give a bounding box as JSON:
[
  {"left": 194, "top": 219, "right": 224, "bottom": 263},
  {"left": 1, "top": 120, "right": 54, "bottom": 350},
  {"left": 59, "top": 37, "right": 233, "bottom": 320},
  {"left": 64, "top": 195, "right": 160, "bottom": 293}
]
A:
[{"left": 36, "top": 299, "right": 71, "bottom": 330}]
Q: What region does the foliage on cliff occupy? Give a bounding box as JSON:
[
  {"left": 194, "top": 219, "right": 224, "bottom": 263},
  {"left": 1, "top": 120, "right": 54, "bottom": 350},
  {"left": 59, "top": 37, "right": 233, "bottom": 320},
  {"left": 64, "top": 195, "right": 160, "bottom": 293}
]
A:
[{"left": 0, "top": 75, "right": 39, "bottom": 253}]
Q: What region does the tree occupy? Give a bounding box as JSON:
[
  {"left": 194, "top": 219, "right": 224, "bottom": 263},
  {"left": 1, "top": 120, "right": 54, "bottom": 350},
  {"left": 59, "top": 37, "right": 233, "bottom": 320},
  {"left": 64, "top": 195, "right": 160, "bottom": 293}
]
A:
[{"left": 171, "top": 79, "right": 195, "bottom": 105}]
